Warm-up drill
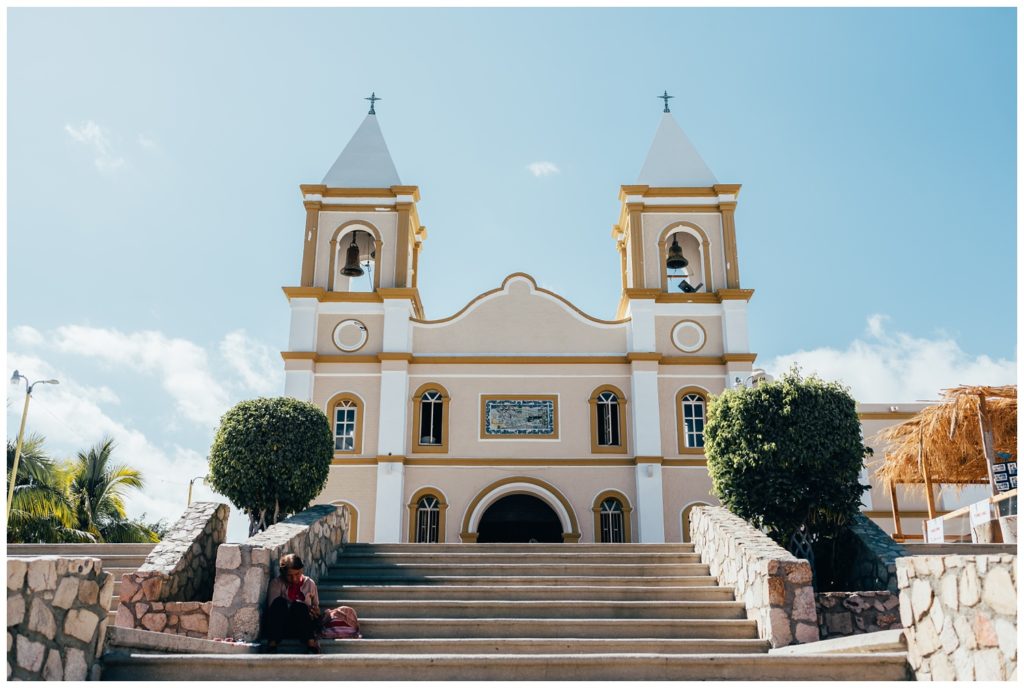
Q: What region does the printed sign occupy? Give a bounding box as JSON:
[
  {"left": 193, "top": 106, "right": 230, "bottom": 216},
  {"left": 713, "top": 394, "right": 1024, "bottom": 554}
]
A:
[
  {"left": 969, "top": 500, "right": 993, "bottom": 529},
  {"left": 992, "top": 452, "right": 1017, "bottom": 494},
  {"left": 925, "top": 518, "right": 945, "bottom": 544}
]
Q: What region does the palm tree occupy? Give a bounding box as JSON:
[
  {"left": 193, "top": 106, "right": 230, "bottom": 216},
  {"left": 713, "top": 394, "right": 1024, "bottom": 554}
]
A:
[
  {"left": 7, "top": 434, "right": 92, "bottom": 543},
  {"left": 64, "top": 436, "right": 160, "bottom": 543}
]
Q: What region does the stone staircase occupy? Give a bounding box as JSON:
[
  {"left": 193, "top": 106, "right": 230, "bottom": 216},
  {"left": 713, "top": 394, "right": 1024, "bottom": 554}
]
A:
[
  {"left": 7, "top": 543, "right": 155, "bottom": 621},
  {"left": 101, "top": 543, "right": 910, "bottom": 680}
]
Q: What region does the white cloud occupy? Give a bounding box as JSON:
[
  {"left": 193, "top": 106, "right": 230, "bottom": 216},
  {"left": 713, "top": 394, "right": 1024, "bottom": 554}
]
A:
[
  {"left": 64, "top": 120, "right": 125, "bottom": 172},
  {"left": 527, "top": 161, "right": 560, "bottom": 177},
  {"left": 137, "top": 133, "right": 159, "bottom": 151},
  {"left": 12, "top": 325, "right": 44, "bottom": 347},
  {"left": 764, "top": 315, "right": 1016, "bottom": 403},
  {"left": 47, "top": 325, "right": 230, "bottom": 427},
  {"left": 219, "top": 330, "right": 283, "bottom": 395}
]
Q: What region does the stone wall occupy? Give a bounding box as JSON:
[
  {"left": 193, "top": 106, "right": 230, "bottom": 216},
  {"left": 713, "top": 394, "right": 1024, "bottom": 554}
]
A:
[
  {"left": 898, "top": 553, "right": 1016, "bottom": 681},
  {"left": 207, "top": 504, "right": 347, "bottom": 642},
  {"left": 843, "top": 513, "right": 908, "bottom": 593},
  {"left": 690, "top": 506, "right": 818, "bottom": 648},
  {"left": 115, "top": 502, "right": 228, "bottom": 636},
  {"left": 816, "top": 591, "right": 902, "bottom": 639},
  {"left": 7, "top": 557, "right": 114, "bottom": 681}
]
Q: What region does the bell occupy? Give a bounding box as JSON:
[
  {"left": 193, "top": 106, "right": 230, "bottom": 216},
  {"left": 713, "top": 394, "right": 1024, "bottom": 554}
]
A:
[
  {"left": 341, "top": 233, "right": 365, "bottom": 277},
  {"left": 666, "top": 236, "right": 688, "bottom": 270}
]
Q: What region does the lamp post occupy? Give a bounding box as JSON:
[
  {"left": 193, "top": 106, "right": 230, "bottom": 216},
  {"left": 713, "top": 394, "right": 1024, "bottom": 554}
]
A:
[
  {"left": 7, "top": 371, "right": 59, "bottom": 519},
  {"left": 187, "top": 475, "right": 208, "bottom": 506}
]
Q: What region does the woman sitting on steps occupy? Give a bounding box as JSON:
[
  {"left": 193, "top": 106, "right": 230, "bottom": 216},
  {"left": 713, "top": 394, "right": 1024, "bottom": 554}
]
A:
[{"left": 263, "top": 553, "right": 321, "bottom": 654}]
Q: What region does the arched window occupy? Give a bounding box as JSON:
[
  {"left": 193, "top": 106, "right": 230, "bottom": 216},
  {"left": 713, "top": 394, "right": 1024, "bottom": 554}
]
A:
[
  {"left": 591, "top": 490, "right": 632, "bottom": 543},
  {"left": 411, "top": 384, "right": 451, "bottom": 453},
  {"left": 588, "top": 385, "right": 628, "bottom": 454},
  {"left": 407, "top": 488, "right": 448, "bottom": 543},
  {"left": 675, "top": 388, "right": 707, "bottom": 454},
  {"left": 327, "top": 393, "right": 363, "bottom": 454}
]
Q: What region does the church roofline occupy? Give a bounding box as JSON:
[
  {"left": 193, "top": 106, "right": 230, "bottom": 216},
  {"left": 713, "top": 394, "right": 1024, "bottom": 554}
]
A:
[{"left": 300, "top": 184, "right": 421, "bottom": 202}]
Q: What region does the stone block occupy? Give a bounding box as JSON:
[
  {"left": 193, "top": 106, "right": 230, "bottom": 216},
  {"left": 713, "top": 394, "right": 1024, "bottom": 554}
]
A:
[
  {"left": 980, "top": 566, "right": 1016, "bottom": 615},
  {"left": 52, "top": 576, "right": 80, "bottom": 609},
  {"left": 181, "top": 612, "right": 209, "bottom": 633},
  {"left": 973, "top": 648, "right": 1005, "bottom": 681},
  {"left": 16, "top": 635, "right": 45, "bottom": 672},
  {"left": 910, "top": 579, "right": 932, "bottom": 621},
  {"left": 232, "top": 606, "right": 261, "bottom": 642},
  {"left": 208, "top": 609, "right": 228, "bottom": 639},
  {"left": 826, "top": 612, "right": 853, "bottom": 636},
  {"left": 114, "top": 603, "right": 134, "bottom": 628},
  {"left": 930, "top": 651, "right": 955, "bottom": 681},
  {"left": 77, "top": 579, "right": 99, "bottom": 606},
  {"left": 914, "top": 613, "right": 940, "bottom": 656},
  {"left": 792, "top": 587, "right": 816, "bottom": 622},
  {"left": 7, "top": 560, "right": 27, "bottom": 591},
  {"left": 767, "top": 576, "right": 785, "bottom": 606},
  {"left": 768, "top": 606, "right": 792, "bottom": 647},
  {"left": 7, "top": 594, "right": 25, "bottom": 627},
  {"left": 141, "top": 574, "right": 165, "bottom": 600},
  {"left": 953, "top": 615, "right": 977, "bottom": 651},
  {"left": 42, "top": 648, "right": 63, "bottom": 681},
  {"left": 952, "top": 647, "right": 974, "bottom": 680},
  {"left": 27, "top": 558, "right": 57, "bottom": 591},
  {"left": 973, "top": 612, "right": 998, "bottom": 647},
  {"left": 217, "top": 545, "right": 242, "bottom": 570},
  {"left": 27, "top": 598, "right": 56, "bottom": 638},
  {"left": 940, "top": 619, "right": 959, "bottom": 654},
  {"left": 212, "top": 573, "right": 241, "bottom": 607},
  {"left": 939, "top": 573, "right": 958, "bottom": 612},
  {"left": 959, "top": 564, "right": 981, "bottom": 607},
  {"left": 99, "top": 572, "right": 114, "bottom": 610},
  {"left": 64, "top": 647, "right": 87, "bottom": 681},
  {"left": 64, "top": 608, "right": 100, "bottom": 643},
  {"left": 95, "top": 618, "right": 108, "bottom": 657},
  {"left": 141, "top": 613, "right": 168, "bottom": 632},
  {"left": 994, "top": 617, "right": 1016, "bottom": 660},
  {"left": 242, "top": 568, "right": 266, "bottom": 604},
  {"left": 119, "top": 574, "right": 140, "bottom": 602}
]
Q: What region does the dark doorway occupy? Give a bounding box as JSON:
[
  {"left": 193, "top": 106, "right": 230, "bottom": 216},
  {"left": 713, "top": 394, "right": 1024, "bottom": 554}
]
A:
[{"left": 476, "top": 494, "right": 564, "bottom": 543}]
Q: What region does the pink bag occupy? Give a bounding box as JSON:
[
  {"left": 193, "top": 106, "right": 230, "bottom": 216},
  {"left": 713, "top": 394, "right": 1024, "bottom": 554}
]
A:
[{"left": 319, "top": 606, "right": 361, "bottom": 639}]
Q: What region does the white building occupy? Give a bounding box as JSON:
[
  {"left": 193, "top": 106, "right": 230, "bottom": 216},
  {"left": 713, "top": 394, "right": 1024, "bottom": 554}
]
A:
[{"left": 282, "top": 102, "right": 942, "bottom": 544}]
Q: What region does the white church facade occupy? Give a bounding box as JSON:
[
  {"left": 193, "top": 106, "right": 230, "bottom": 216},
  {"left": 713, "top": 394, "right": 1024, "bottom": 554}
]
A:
[{"left": 282, "top": 100, "right": 951, "bottom": 544}]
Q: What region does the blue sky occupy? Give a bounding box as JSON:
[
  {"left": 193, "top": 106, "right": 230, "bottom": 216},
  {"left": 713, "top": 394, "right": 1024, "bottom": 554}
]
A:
[{"left": 6, "top": 8, "right": 1016, "bottom": 539}]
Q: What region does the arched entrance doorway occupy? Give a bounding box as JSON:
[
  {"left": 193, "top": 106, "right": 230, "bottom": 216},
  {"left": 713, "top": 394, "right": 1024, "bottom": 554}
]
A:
[{"left": 477, "top": 494, "right": 564, "bottom": 543}]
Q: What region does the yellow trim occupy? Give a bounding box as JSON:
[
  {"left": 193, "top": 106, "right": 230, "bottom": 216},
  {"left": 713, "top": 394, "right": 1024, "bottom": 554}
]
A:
[
  {"left": 410, "top": 383, "right": 451, "bottom": 454},
  {"left": 480, "top": 394, "right": 559, "bottom": 440},
  {"left": 282, "top": 287, "right": 325, "bottom": 299},
  {"left": 681, "top": 502, "right": 711, "bottom": 543},
  {"left": 285, "top": 352, "right": 745, "bottom": 367},
  {"left": 665, "top": 458, "right": 708, "bottom": 467},
  {"left": 670, "top": 320, "right": 708, "bottom": 354},
  {"left": 628, "top": 207, "right": 645, "bottom": 289},
  {"left": 407, "top": 487, "right": 448, "bottom": 543},
  {"left": 300, "top": 205, "right": 319, "bottom": 287},
  {"left": 403, "top": 458, "right": 636, "bottom": 467},
  {"left": 376, "top": 455, "right": 406, "bottom": 463},
  {"left": 317, "top": 355, "right": 379, "bottom": 364},
  {"left": 331, "top": 458, "right": 377, "bottom": 466},
  {"left": 720, "top": 203, "right": 741, "bottom": 288},
  {"left": 592, "top": 489, "right": 633, "bottom": 543},
  {"left": 395, "top": 203, "right": 412, "bottom": 288},
  {"left": 391, "top": 185, "right": 422, "bottom": 202},
  {"left": 410, "top": 273, "right": 629, "bottom": 326},
  {"left": 588, "top": 385, "right": 628, "bottom": 455},
  {"left": 377, "top": 352, "right": 413, "bottom": 362},
  {"left": 661, "top": 356, "right": 725, "bottom": 366},
  {"left": 658, "top": 222, "right": 714, "bottom": 293},
  {"left": 280, "top": 351, "right": 317, "bottom": 361},
  {"left": 619, "top": 185, "right": 741, "bottom": 200},
  {"left": 634, "top": 456, "right": 664, "bottom": 464},
  {"left": 330, "top": 500, "right": 360, "bottom": 543},
  {"left": 717, "top": 289, "right": 755, "bottom": 302},
  {"left": 675, "top": 387, "right": 709, "bottom": 455},
  {"left": 461, "top": 476, "right": 581, "bottom": 543},
  {"left": 411, "top": 355, "right": 631, "bottom": 365},
  {"left": 327, "top": 392, "right": 364, "bottom": 456},
  {"left": 859, "top": 412, "right": 918, "bottom": 420},
  {"left": 723, "top": 353, "right": 758, "bottom": 363},
  {"left": 626, "top": 353, "right": 662, "bottom": 363}
]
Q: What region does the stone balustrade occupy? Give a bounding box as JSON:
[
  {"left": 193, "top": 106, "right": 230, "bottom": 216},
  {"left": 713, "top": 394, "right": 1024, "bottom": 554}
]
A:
[
  {"left": 115, "top": 501, "right": 229, "bottom": 636},
  {"left": 207, "top": 504, "right": 348, "bottom": 642},
  {"left": 689, "top": 505, "right": 818, "bottom": 648},
  {"left": 898, "top": 553, "right": 1016, "bottom": 681},
  {"left": 7, "top": 557, "right": 114, "bottom": 681}
]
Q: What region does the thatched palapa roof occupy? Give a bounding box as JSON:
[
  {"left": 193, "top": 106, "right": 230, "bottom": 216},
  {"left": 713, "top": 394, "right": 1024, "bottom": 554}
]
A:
[{"left": 872, "top": 385, "right": 1017, "bottom": 491}]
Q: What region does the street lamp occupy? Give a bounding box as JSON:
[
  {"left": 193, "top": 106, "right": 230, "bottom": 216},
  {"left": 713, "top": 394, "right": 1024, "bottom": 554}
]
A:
[
  {"left": 187, "top": 475, "right": 208, "bottom": 506},
  {"left": 7, "top": 371, "right": 59, "bottom": 519}
]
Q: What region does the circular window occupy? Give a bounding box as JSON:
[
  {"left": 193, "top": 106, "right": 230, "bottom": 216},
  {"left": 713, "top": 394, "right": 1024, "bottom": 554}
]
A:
[
  {"left": 333, "top": 320, "right": 368, "bottom": 352},
  {"left": 671, "top": 321, "right": 706, "bottom": 353}
]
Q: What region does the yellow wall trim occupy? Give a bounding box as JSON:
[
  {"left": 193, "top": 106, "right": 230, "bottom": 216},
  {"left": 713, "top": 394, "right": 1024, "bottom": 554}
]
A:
[
  {"left": 634, "top": 456, "right": 664, "bottom": 464},
  {"left": 717, "top": 289, "right": 755, "bottom": 302},
  {"left": 376, "top": 455, "right": 406, "bottom": 463},
  {"left": 403, "top": 458, "right": 636, "bottom": 467},
  {"left": 626, "top": 353, "right": 662, "bottom": 363},
  {"left": 859, "top": 412, "right": 919, "bottom": 420},
  {"left": 281, "top": 351, "right": 316, "bottom": 361},
  {"left": 722, "top": 353, "right": 758, "bottom": 363}
]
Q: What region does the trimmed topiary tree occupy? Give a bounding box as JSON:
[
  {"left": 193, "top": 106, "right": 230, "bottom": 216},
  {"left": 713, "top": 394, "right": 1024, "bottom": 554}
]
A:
[
  {"left": 705, "top": 368, "right": 870, "bottom": 556},
  {"left": 208, "top": 397, "right": 333, "bottom": 536}
]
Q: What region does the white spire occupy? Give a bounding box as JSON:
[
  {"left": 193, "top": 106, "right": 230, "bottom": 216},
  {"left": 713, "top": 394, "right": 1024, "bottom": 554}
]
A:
[
  {"left": 637, "top": 112, "right": 717, "bottom": 187},
  {"left": 321, "top": 114, "right": 402, "bottom": 188}
]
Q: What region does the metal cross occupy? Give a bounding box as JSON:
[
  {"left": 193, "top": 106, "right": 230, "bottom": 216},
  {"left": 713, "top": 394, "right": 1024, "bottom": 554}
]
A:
[
  {"left": 365, "top": 92, "right": 381, "bottom": 115},
  {"left": 658, "top": 90, "right": 674, "bottom": 113}
]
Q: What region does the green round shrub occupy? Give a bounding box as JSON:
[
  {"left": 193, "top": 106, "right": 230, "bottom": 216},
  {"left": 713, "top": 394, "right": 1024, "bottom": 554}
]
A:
[
  {"left": 705, "top": 369, "right": 870, "bottom": 546},
  {"left": 208, "top": 397, "right": 333, "bottom": 536}
]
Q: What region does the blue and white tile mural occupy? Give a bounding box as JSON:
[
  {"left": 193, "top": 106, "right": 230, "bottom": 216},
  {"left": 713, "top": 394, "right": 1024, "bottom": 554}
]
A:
[{"left": 484, "top": 399, "right": 555, "bottom": 436}]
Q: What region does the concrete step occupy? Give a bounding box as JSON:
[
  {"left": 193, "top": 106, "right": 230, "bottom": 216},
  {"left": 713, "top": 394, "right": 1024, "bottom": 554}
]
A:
[
  {"left": 328, "top": 562, "right": 712, "bottom": 578},
  {"left": 357, "top": 617, "right": 759, "bottom": 640},
  {"left": 337, "top": 552, "right": 703, "bottom": 565},
  {"left": 321, "top": 574, "right": 720, "bottom": 587},
  {"left": 100, "top": 652, "right": 911, "bottom": 681},
  {"left": 279, "top": 637, "right": 772, "bottom": 655},
  {"left": 341, "top": 543, "right": 697, "bottom": 554},
  {"left": 321, "top": 584, "right": 736, "bottom": 602},
  {"left": 321, "top": 599, "right": 747, "bottom": 620},
  {"left": 770, "top": 629, "right": 906, "bottom": 656},
  {"left": 7, "top": 543, "right": 156, "bottom": 556}
]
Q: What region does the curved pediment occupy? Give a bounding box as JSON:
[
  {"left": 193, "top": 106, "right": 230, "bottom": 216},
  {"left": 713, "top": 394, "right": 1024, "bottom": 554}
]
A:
[{"left": 411, "top": 273, "right": 629, "bottom": 355}]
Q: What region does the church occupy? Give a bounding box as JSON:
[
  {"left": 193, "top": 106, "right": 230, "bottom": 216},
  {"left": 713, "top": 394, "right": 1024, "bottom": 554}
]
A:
[{"left": 281, "top": 96, "right": 950, "bottom": 545}]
